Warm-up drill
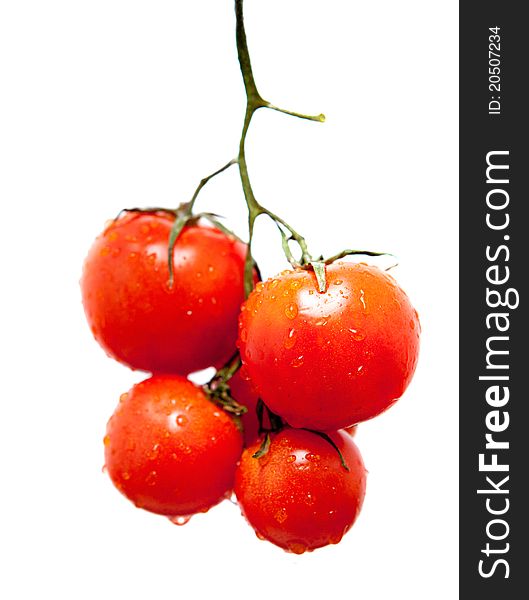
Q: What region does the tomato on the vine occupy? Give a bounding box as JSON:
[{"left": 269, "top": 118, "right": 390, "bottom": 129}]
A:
[
  {"left": 235, "top": 428, "right": 367, "bottom": 553},
  {"left": 237, "top": 262, "right": 420, "bottom": 430},
  {"left": 81, "top": 212, "right": 249, "bottom": 374},
  {"left": 104, "top": 375, "right": 243, "bottom": 518}
]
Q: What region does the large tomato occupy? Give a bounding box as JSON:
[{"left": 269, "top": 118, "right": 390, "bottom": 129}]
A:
[
  {"left": 104, "top": 375, "right": 243, "bottom": 518},
  {"left": 81, "top": 212, "right": 249, "bottom": 374},
  {"left": 235, "top": 428, "right": 367, "bottom": 553},
  {"left": 237, "top": 262, "right": 420, "bottom": 430}
]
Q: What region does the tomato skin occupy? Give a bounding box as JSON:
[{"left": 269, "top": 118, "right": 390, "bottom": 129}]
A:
[
  {"left": 235, "top": 428, "right": 367, "bottom": 553},
  {"left": 238, "top": 263, "right": 420, "bottom": 430},
  {"left": 104, "top": 375, "right": 243, "bottom": 517},
  {"left": 81, "top": 212, "right": 249, "bottom": 374}
]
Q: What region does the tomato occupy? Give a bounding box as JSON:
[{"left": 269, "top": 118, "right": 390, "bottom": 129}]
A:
[
  {"left": 104, "top": 375, "right": 243, "bottom": 518},
  {"left": 238, "top": 262, "right": 420, "bottom": 430},
  {"left": 81, "top": 212, "right": 249, "bottom": 374},
  {"left": 235, "top": 428, "right": 367, "bottom": 553}
]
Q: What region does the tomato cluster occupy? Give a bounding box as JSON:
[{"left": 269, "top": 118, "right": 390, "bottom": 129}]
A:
[{"left": 81, "top": 211, "right": 420, "bottom": 553}]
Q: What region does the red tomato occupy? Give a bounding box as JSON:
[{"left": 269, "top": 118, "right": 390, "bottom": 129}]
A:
[
  {"left": 81, "top": 212, "right": 249, "bottom": 374},
  {"left": 235, "top": 428, "right": 367, "bottom": 553},
  {"left": 104, "top": 375, "right": 243, "bottom": 518},
  {"left": 238, "top": 262, "right": 420, "bottom": 430}
]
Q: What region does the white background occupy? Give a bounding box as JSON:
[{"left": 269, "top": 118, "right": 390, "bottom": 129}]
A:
[{"left": 0, "top": 1, "right": 458, "bottom": 598}]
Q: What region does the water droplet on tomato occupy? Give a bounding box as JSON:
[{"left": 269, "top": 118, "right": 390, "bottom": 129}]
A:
[
  {"left": 128, "top": 252, "right": 138, "bottom": 260},
  {"left": 147, "top": 253, "right": 156, "bottom": 265},
  {"left": 176, "top": 414, "right": 188, "bottom": 426},
  {"left": 269, "top": 279, "right": 279, "bottom": 290},
  {"left": 103, "top": 435, "right": 110, "bottom": 447},
  {"left": 148, "top": 443, "right": 161, "bottom": 460},
  {"left": 255, "top": 531, "right": 266, "bottom": 541},
  {"left": 285, "top": 303, "right": 298, "bottom": 319},
  {"left": 211, "top": 297, "right": 217, "bottom": 305},
  {"left": 99, "top": 246, "right": 110, "bottom": 257},
  {"left": 316, "top": 318, "right": 328, "bottom": 326},
  {"left": 349, "top": 328, "right": 365, "bottom": 341},
  {"left": 305, "top": 452, "right": 320, "bottom": 462},
  {"left": 305, "top": 492, "right": 315, "bottom": 505},
  {"left": 286, "top": 454, "right": 296, "bottom": 463},
  {"left": 186, "top": 310, "right": 193, "bottom": 316},
  {"left": 119, "top": 393, "right": 128, "bottom": 403},
  {"left": 275, "top": 507, "right": 288, "bottom": 523},
  {"left": 334, "top": 279, "right": 343, "bottom": 285},
  {"left": 169, "top": 515, "right": 191, "bottom": 526},
  {"left": 122, "top": 472, "right": 131, "bottom": 481},
  {"left": 208, "top": 265, "right": 214, "bottom": 273},
  {"left": 255, "top": 282, "right": 265, "bottom": 292},
  {"left": 240, "top": 328, "right": 248, "bottom": 342},
  {"left": 288, "top": 541, "right": 307, "bottom": 555},
  {"left": 107, "top": 231, "right": 118, "bottom": 241},
  {"left": 360, "top": 289, "right": 367, "bottom": 311},
  {"left": 290, "top": 280, "right": 302, "bottom": 290},
  {"left": 410, "top": 319, "right": 415, "bottom": 330},
  {"left": 357, "top": 365, "right": 365, "bottom": 376},
  {"left": 290, "top": 355, "right": 304, "bottom": 368},
  {"left": 284, "top": 328, "right": 297, "bottom": 349},
  {"left": 145, "top": 471, "right": 157, "bottom": 486}
]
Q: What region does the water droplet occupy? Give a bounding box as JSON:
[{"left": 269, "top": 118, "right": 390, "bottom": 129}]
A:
[
  {"left": 305, "top": 452, "right": 320, "bottom": 462},
  {"left": 290, "top": 280, "right": 302, "bottom": 290},
  {"left": 349, "top": 328, "right": 365, "bottom": 342},
  {"left": 308, "top": 289, "right": 314, "bottom": 295},
  {"left": 208, "top": 265, "right": 214, "bottom": 273},
  {"left": 255, "top": 282, "right": 265, "bottom": 292},
  {"left": 360, "top": 289, "right": 367, "bottom": 311},
  {"left": 101, "top": 464, "right": 107, "bottom": 474},
  {"left": 269, "top": 279, "right": 279, "bottom": 290},
  {"left": 145, "top": 471, "right": 157, "bottom": 486},
  {"left": 195, "top": 271, "right": 202, "bottom": 278},
  {"left": 103, "top": 435, "right": 110, "bottom": 447},
  {"left": 255, "top": 531, "right": 266, "bottom": 541},
  {"left": 285, "top": 303, "right": 298, "bottom": 319},
  {"left": 316, "top": 318, "right": 328, "bottom": 327},
  {"left": 286, "top": 454, "right": 296, "bottom": 463},
  {"left": 283, "top": 289, "right": 290, "bottom": 297},
  {"left": 240, "top": 328, "right": 248, "bottom": 342},
  {"left": 176, "top": 414, "right": 188, "bottom": 427},
  {"left": 186, "top": 310, "right": 193, "bottom": 316},
  {"left": 274, "top": 507, "right": 288, "bottom": 524},
  {"left": 198, "top": 298, "right": 204, "bottom": 304},
  {"left": 357, "top": 365, "right": 365, "bottom": 376},
  {"left": 122, "top": 472, "right": 131, "bottom": 481},
  {"left": 107, "top": 231, "right": 118, "bottom": 241},
  {"left": 128, "top": 251, "right": 138, "bottom": 260},
  {"left": 291, "top": 355, "right": 304, "bottom": 368},
  {"left": 305, "top": 492, "right": 315, "bottom": 505},
  {"left": 111, "top": 247, "right": 121, "bottom": 257},
  {"left": 288, "top": 542, "right": 307, "bottom": 555},
  {"left": 239, "top": 365, "right": 251, "bottom": 381},
  {"left": 147, "top": 253, "right": 156, "bottom": 265},
  {"left": 211, "top": 297, "right": 217, "bottom": 305},
  {"left": 334, "top": 279, "right": 343, "bottom": 285},
  {"left": 99, "top": 246, "right": 110, "bottom": 257},
  {"left": 169, "top": 515, "right": 191, "bottom": 526},
  {"left": 284, "top": 328, "right": 297, "bottom": 349},
  {"left": 181, "top": 444, "right": 192, "bottom": 455},
  {"left": 119, "top": 393, "right": 128, "bottom": 403},
  {"left": 410, "top": 319, "right": 415, "bottom": 330},
  {"left": 148, "top": 443, "right": 161, "bottom": 460},
  {"left": 329, "top": 532, "right": 343, "bottom": 545}
]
